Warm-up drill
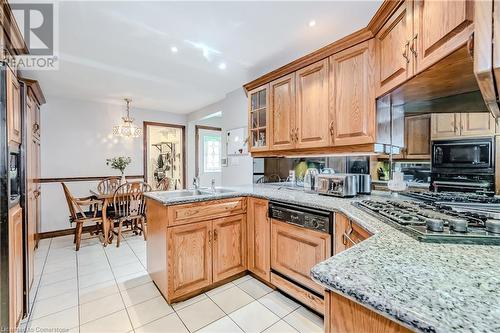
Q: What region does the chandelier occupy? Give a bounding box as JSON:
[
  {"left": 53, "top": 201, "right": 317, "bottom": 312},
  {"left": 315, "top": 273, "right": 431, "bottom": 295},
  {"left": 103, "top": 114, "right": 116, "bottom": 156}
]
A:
[{"left": 112, "top": 98, "right": 142, "bottom": 138}]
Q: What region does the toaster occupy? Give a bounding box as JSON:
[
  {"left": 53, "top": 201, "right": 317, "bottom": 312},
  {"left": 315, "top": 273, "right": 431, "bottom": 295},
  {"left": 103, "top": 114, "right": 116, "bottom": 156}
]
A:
[{"left": 316, "top": 174, "right": 358, "bottom": 197}]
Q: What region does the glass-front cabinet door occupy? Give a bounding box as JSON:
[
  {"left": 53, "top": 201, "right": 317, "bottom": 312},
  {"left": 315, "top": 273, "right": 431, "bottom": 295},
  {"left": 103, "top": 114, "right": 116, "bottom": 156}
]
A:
[{"left": 248, "top": 84, "right": 269, "bottom": 152}]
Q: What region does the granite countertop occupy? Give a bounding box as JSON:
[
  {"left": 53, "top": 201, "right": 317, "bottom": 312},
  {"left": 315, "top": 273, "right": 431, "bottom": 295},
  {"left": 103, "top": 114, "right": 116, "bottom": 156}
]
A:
[{"left": 145, "top": 184, "right": 500, "bottom": 333}]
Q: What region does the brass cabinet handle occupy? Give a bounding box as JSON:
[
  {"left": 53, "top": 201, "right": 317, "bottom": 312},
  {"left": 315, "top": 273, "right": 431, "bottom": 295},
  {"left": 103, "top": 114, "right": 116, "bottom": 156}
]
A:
[
  {"left": 410, "top": 34, "right": 418, "bottom": 57},
  {"left": 329, "top": 121, "right": 334, "bottom": 137},
  {"left": 290, "top": 128, "right": 295, "bottom": 142},
  {"left": 208, "top": 230, "right": 212, "bottom": 243},
  {"left": 467, "top": 33, "right": 474, "bottom": 59},
  {"left": 402, "top": 41, "right": 410, "bottom": 63},
  {"left": 295, "top": 128, "right": 299, "bottom": 142},
  {"left": 214, "top": 230, "right": 218, "bottom": 241}
]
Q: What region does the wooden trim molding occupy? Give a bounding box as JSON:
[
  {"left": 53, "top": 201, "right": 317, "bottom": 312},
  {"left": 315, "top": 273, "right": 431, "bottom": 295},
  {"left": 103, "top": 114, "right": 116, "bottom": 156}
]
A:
[
  {"left": 143, "top": 121, "right": 187, "bottom": 189},
  {"left": 195, "top": 125, "right": 222, "bottom": 177},
  {"left": 37, "top": 175, "right": 145, "bottom": 183},
  {"left": 250, "top": 143, "right": 379, "bottom": 158},
  {"left": 19, "top": 78, "right": 46, "bottom": 105},
  {"left": 1, "top": 0, "right": 30, "bottom": 56},
  {"left": 243, "top": 0, "right": 402, "bottom": 93}
]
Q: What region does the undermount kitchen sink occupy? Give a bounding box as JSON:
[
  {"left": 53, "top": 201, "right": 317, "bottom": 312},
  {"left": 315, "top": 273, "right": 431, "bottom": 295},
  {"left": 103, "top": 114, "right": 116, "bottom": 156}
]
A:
[{"left": 158, "top": 188, "right": 236, "bottom": 199}]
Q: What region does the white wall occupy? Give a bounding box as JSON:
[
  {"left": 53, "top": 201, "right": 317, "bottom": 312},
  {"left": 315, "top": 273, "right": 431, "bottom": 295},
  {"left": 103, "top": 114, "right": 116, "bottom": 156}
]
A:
[
  {"left": 40, "top": 96, "right": 187, "bottom": 232},
  {"left": 187, "top": 88, "right": 253, "bottom": 187}
]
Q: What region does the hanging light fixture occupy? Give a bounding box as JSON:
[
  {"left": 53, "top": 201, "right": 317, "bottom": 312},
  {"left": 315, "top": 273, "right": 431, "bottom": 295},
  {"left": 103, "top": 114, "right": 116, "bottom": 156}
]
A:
[{"left": 112, "top": 98, "right": 142, "bottom": 138}]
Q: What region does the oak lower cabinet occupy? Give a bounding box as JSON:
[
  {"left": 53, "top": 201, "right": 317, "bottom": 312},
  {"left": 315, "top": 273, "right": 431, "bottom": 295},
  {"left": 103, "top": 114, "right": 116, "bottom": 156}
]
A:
[
  {"left": 212, "top": 215, "right": 247, "bottom": 282},
  {"left": 247, "top": 198, "right": 270, "bottom": 282},
  {"left": 334, "top": 213, "right": 372, "bottom": 255},
  {"left": 146, "top": 198, "right": 247, "bottom": 303},
  {"left": 167, "top": 221, "right": 213, "bottom": 300},
  {"left": 431, "top": 112, "right": 495, "bottom": 140},
  {"left": 9, "top": 204, "right": 24, "bottom": 330},
  {"left": 325, "top": 291, "right": 412, "bottom": 333},
  {"left": 330, "top": 39, "right": 376, "bottom": 146}
]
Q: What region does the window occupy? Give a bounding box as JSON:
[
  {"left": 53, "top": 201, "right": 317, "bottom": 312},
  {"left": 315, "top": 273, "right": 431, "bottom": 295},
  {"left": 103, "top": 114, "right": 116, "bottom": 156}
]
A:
[{"left": 203, "top": 134, "right": 221, "bottom": 173}]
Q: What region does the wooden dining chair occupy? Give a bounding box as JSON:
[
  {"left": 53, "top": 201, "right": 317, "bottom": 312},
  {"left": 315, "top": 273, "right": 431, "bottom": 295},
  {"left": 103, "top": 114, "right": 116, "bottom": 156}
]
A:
[
  {"left": 97, "top": 177, "right": 121, "bottom": 194},
  {"left": 111, "top": 181, "right": 152, "bottom": 247},
  {"left": 61, "top": 183, "right": 103, "bottom": 250},
  {"left": 157, "top": 177, "right": 171, "bottom": 191}
]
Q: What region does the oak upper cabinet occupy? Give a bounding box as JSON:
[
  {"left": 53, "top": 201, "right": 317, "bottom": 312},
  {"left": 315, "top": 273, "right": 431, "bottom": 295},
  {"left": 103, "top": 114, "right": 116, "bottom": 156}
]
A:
[
  {"left": 413, "top": 0, "right": 474, "bottom": 73},
  {"left": 7, "top": 68, "right": 21, "bottom": 144},
  {"left": 167, "top": 221, "right": 213, "bottom": 300},
  {"left": 248, "top": 85, "right": 269, "bottom": 152},
  {"left": 270, "top": 73, "right": 296, "bottom": 150},
  {"left": 9, "top": 205, "right": 23, "bottom": 329},
  {"left": 330, "top": 40, "right": 376, "bottom": 146},
  {"left": 404, "top": 114, "right": 431, "bottom": 159},
  {"left": 295, "top": 59, "right": 330, "bottom": 149},
  {"left": 212, "top": 215, "right": 247, "bottom": 282},
  {"left": 375, "top": 1, "right": 414, "bottom": 96},
  {"left": 432, "top": 113, "right": 495, "bottom": 139},
  {"left": 247, "top": 198, "right": 270, "bottom": 282},
  {"left": 459, "top": 113, "right": 496, "bottom": 137},
  {"left": 431, "top": 113, "right": 459, "bottom": 139}
]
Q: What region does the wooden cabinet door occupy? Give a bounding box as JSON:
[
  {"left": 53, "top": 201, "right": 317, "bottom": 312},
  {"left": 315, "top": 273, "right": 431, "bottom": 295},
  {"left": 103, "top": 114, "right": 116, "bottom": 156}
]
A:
[
  {"left": 248, "top": 85, "right": 270, "bottom": 152},
  {"left": 168, "top": 221, "right": 212, "bottom": 299},
  {"left": 247, "top": 198, "right": 270, "bottom": 282},
  {"left": 375, "top": 1, "right": 414, "bottom": 96},
  {"left": 7, "top": 68, "right": 21, "bottom": 144},
  {"left": 334, "top": 213, "right": 371, "bottom": 255},
  {"left": 270, "top": 73, "right": 296, "bottom": 150},
  {"left": 414, "top": 0, "right": 473, "bottom": 73},
  {"left": 431, "top": 113, "right": 459, "bottom": 139},
  {"left": 330, "top": 40, "right": 376, "bottom": 146},
  {"left": 271, "top": 219, "right": 330, "bottom": 294},
  {"left": 405, "top": 114, "right": 431, "bottom": 159},
  {"left": 9, "top": 205, "right": 23, "bottom": 329},
  {"left": 459, "top": 113, "right": 496, "bottom": 137},
  {"left": 212, "top": 215, "right": 247, "bottom": 282},
  {"left": 295, "top": 59, "right": 330, "bottom": 149}
]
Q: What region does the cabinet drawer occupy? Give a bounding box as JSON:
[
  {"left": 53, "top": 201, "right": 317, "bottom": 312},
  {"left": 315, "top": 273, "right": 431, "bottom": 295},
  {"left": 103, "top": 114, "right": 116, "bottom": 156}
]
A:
[
  {"left": 271, "top": 273, "right": 324, "bottom": 315},
  {"left": 168, "top": 197, "right": 246, "bottom": 226}
]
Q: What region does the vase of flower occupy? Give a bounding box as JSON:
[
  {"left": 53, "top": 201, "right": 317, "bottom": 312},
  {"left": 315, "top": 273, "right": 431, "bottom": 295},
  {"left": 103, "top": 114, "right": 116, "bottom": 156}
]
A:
[{"left": 106, "top": 156, "right": 132, "bottom": 184}]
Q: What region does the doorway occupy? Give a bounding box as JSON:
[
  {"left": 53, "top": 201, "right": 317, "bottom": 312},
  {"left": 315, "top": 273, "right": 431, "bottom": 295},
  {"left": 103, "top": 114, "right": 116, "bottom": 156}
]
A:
[
  {"left": 144, "top": 122, "right": 186, "bottom": 190},
  {"left": 195, "top": 125, "right": 222, "bottom": 187}
]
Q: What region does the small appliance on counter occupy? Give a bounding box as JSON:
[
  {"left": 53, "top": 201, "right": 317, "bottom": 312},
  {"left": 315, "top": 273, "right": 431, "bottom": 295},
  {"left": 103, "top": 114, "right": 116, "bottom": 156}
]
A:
[
  {"left": 303, "top": 168, "right": 319, "bottom": 193},
  {"left": 316, "top": 173, "right": 358, "bottom": 197},
  {"left": 356, "top": 174, "right": 372, "bottom": 194}
]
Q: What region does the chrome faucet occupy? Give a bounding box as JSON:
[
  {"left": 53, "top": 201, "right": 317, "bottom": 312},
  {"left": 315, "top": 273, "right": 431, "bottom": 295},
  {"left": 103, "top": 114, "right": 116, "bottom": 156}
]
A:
[
  {"left": 211, "top": 178, "right": 216, "bottom": 193},
  {"left": 193, "top": 177, "right": 200, "bottom": 189}
]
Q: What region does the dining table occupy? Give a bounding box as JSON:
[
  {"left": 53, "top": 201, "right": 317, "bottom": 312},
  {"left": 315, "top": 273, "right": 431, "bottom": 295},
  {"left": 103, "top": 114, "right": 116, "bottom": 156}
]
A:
[{"left": 89, "top": 189, "right": 118, "bottom": 245}]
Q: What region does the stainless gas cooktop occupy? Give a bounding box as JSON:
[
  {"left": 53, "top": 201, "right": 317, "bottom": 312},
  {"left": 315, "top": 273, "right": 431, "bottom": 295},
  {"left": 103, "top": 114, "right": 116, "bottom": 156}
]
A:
[{"left": 353, "top": 199, "right": 500, "bottom": 245}]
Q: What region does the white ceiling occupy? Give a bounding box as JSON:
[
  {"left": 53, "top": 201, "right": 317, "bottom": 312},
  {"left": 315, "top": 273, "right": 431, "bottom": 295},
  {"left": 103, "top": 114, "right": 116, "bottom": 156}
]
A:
[{"left": 23, "top": 1, "right": 382, "bottom": 114}]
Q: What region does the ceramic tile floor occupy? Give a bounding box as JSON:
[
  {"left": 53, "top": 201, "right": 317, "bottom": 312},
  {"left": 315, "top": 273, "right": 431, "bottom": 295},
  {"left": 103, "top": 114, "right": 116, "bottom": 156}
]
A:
[{"left": 22, "top": 233, "right": 324, "bottom": 333}]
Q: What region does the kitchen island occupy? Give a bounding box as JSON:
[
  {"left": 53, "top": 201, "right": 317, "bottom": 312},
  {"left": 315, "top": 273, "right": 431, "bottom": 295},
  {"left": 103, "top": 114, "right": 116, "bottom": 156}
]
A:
[{"left": 145, "top": 184, "right": 500, "bottom": 333}]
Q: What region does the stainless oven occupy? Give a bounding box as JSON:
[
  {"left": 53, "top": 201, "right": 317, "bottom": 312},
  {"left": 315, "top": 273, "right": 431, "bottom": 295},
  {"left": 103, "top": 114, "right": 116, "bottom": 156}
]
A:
[{"left": 431, "top": 138, "right": 495, "bottom": 192}]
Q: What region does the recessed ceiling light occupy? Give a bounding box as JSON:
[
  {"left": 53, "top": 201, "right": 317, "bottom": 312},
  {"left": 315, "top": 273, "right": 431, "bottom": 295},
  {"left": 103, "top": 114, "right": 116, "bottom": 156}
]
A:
[
  {"left": 218, "top": 62, "right": 227, "bottom": 70},
  {"left": 171, "top": 46, "right": 178, "bottom": 53},
  {"left": 309, "top": 20, "right": 316, "bottom": 27}
]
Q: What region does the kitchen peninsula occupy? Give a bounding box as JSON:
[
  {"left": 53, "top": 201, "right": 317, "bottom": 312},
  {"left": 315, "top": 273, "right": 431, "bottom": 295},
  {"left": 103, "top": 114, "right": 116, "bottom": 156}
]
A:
[{"left": 145, "top": 185, "right": 500, "bottom": 333}]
